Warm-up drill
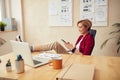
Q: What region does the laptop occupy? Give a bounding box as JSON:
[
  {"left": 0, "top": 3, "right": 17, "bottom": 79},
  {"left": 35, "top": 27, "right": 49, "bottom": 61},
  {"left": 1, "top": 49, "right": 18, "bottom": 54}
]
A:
[{"left": 10, "top": 40, "right": 50, "bottom": 68}]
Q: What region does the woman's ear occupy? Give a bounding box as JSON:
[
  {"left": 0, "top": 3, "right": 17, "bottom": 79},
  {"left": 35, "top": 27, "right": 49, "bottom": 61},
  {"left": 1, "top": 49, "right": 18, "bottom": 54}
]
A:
[{"left": 87, "top": 26, "right": 90, "bottom": 31}]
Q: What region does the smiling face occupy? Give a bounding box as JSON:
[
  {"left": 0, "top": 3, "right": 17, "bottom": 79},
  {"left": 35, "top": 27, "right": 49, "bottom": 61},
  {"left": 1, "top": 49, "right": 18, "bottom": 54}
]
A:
[
  {"left": 77, "top": 23, "right": 89, "bottom": 35},
  {"left": 77, "top": 19, "right": 92, "bottom": 35}
]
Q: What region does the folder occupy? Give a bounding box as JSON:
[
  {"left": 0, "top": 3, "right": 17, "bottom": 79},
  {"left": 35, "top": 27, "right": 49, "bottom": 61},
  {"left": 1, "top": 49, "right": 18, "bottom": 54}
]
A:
[{"left": 56, "top": 64, "right": 94, "bottom": 80}]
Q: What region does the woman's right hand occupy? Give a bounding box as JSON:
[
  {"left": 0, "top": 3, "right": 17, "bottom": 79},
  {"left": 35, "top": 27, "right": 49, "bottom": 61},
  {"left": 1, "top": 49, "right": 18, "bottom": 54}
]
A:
[{"left": 64, "top": 42, "right": 74, "bottom": 50}]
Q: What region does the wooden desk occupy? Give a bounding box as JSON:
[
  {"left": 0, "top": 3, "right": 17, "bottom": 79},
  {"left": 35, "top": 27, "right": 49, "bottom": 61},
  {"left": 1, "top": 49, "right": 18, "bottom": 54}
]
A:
[{"left": 0, "top": 53, "right": 120, "bottom": 80}]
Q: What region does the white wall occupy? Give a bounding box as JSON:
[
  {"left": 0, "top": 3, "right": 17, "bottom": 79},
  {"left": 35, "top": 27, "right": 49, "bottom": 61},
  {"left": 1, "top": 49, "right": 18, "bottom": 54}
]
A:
[
  {"left": 5, "top": 0, "right": 23, "bottom": 38},
  {"left": 10, "top": 0, "right": 23, "bottom": 38},
  {"left": 7, "top": 0, "right": 119, "bottom": 56}
]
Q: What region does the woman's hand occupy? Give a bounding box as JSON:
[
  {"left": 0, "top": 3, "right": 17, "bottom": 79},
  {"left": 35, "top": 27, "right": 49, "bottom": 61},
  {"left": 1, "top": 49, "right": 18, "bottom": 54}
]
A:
[{"left": 64, "top": 42, "right": 74, "bottom": 50}]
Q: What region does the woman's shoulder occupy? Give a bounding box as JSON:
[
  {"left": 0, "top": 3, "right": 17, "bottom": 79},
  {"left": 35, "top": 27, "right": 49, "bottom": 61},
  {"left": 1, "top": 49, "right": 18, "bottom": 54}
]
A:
[{"left": 84, "top": 33, "right": 94, "bottom": 40}]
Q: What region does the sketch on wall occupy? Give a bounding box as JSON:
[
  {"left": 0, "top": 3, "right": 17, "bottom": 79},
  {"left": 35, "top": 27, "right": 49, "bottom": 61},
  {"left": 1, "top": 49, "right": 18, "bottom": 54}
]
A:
[
  {"left": 60, "top": 0, "right": 72, "bottom": 24},
  {"left": 48, "top": 0, "right": 72, "bottom": 26},
  {"left": 80, "top": 0, "right": 108, "bottom": 26}
]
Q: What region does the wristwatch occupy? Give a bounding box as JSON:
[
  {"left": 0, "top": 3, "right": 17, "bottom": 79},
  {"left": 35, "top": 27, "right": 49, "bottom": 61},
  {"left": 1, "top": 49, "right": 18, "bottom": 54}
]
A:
[
  {"left": 71, "top": 48, "right": 76, "bottom": 53},
  {"left": 0, "top": 59, "right": 1, "bottom": 63}
]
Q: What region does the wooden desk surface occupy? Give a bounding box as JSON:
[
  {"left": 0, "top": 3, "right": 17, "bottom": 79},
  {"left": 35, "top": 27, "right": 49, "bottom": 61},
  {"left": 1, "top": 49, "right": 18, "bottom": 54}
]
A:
[{"left": 0, "top": 52, "right": 120, "bottom": 80}]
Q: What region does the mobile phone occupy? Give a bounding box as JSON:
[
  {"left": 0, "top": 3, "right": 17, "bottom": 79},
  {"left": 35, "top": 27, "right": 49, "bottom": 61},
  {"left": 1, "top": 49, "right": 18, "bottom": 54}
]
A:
[{"left": 61, "top": 39, "right": 66, "bottom": 43}]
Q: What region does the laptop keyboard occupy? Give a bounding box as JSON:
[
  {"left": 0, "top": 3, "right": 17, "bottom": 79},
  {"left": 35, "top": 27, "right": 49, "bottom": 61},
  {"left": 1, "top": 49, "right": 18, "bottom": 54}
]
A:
[{"left": 33, "top": 60, "right": 42, "bottom": 65}]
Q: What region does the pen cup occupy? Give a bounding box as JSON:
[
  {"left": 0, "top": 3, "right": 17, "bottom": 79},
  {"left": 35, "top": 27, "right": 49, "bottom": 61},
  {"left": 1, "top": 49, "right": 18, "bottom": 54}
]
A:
[
  {"left": 15, "top": 59, "right": 24, "bottom": 74},
  {"left": 49, "top": 57, "right": 62, "bottom": 69}
]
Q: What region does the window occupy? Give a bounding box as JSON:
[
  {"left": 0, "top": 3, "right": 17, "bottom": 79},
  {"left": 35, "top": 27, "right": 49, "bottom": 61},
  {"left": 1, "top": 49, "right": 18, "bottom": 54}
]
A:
[
  {"left": 0, "top": 0, "right": 2, "bottom": 21},
  {"left": 0, "top": 0, "right": 5, "bottom": 21}
]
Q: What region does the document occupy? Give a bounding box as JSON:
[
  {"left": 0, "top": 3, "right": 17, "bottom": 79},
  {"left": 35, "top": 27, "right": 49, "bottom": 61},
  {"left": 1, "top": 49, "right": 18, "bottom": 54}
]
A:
[{"left": 34, "top": 52, "right": 62, "bottom": 60}]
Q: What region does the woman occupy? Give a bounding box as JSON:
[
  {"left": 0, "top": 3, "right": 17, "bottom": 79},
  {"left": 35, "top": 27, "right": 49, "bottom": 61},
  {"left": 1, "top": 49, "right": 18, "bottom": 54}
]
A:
[
  {"left": 16, "top": 19, "right": 94, "bottom": 55},
  {"left": 64, "top": 19, "right": 94, "bottom": 55}
]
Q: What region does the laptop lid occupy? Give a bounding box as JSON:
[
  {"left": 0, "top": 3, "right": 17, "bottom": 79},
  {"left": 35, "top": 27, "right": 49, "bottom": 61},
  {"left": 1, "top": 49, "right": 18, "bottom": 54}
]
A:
[{"left": 10, "top": 40, "right": 49, "bottom": 67}]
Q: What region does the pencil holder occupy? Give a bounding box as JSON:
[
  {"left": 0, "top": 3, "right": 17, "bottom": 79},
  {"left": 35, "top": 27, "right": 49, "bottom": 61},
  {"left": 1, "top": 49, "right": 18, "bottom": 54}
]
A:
[
  {"left": 15, "top": 54, "right": 24, "bottom": 74},
  {"left": 15, "top": 59, "right": 24, "bottom": 73}
]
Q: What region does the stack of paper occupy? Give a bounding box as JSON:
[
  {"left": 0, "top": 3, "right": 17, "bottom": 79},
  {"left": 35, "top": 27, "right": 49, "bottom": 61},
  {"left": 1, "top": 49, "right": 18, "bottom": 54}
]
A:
[{"left": 33, "top": 52, "right": 62, "bottom": 60}]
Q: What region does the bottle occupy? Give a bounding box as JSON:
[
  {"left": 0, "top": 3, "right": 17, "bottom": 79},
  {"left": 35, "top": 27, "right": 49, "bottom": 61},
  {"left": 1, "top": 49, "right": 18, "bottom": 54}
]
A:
[{"left": 6, "top": 59, "right": 12, "bottom": 72}]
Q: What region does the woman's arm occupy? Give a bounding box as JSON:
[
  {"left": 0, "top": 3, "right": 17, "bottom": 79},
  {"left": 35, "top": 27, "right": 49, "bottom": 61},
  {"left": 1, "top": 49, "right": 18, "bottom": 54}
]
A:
[
  {"left": 74, "top": 49, "right": 83, "bottom": 55},
  {"left": 64, "top": 42, "right": 74, "bottom": 50},
  {"left": 64, "top": 42, "right": 83, "bottom": 55}
]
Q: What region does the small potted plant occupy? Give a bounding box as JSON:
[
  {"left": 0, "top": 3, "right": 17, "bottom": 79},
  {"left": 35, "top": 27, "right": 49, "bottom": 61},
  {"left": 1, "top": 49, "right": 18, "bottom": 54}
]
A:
[
  {"left": 0, "top": 21, "right": 7, "bottom": 31},
  {"left": 6, "top": 59, "right": 12, "bottom": 72},
  {"left": 15, "top": 54, "right": 24, "bottom": 73}
]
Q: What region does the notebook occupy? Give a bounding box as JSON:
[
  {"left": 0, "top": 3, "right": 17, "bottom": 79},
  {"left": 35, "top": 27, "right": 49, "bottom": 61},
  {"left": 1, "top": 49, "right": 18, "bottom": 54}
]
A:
[
  {"left": 10, "top": 40, "right": 50, "bottom": 68},
  {"left": 57, "top": 64, "right": 95, "bottom": 80}
]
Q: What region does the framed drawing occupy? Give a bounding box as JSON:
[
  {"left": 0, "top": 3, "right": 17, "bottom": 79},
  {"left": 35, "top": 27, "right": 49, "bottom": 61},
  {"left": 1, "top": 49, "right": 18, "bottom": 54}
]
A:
[
  {"left": 80, "top": 0, "right": 108, "bottom": 26},
  {"left": 48, "top": 0, "right": 72, "bottom": 26}
]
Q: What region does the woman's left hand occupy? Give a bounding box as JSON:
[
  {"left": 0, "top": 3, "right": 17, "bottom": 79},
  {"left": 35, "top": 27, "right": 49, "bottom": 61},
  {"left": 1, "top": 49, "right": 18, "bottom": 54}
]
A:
[{"left": 74, "top": 50, "right": 83, "bottom": 55}]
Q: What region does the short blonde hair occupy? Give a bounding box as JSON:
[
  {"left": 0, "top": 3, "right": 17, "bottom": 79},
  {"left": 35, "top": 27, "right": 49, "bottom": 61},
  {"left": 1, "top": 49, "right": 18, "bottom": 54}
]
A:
[{"left": 77, "top": 19, "right": 92, "bottom": 31}]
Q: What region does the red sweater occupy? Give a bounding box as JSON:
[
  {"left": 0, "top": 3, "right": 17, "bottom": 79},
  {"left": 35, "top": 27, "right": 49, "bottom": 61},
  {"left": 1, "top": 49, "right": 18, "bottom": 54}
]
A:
[{"left": 75, "top": 33, "right": 94, "bottom": 55}]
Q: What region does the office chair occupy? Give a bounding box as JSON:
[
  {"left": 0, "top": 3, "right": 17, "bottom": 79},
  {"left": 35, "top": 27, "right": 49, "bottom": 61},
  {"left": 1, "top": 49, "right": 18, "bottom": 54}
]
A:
[
  {"left": 89, "top": 29, "right": 97, "bottom": 55},
  {"left": 89, "top": 29, "right": 97, "bottom": 38}
]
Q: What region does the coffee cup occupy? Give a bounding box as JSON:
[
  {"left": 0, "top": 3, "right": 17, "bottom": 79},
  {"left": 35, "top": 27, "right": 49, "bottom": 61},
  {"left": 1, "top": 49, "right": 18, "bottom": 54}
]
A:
[{"left": 50, "top": 57, "right": 62, "bottom": 69}]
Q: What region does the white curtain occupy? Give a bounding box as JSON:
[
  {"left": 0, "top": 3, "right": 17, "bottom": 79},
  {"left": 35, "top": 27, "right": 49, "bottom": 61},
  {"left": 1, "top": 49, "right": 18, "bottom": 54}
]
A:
[
  {"left": 0, "top": 0, "right": 5, "bottom": 21},
  {"left": 0, "top": 0, "right": 2, "bottom": 20}
]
